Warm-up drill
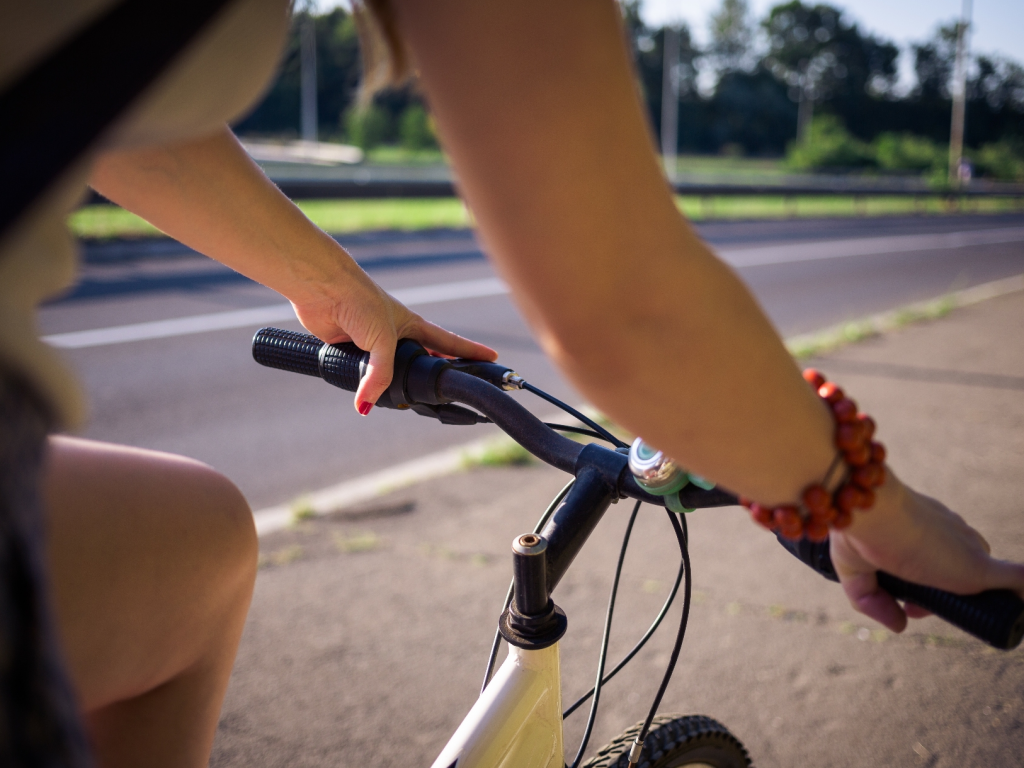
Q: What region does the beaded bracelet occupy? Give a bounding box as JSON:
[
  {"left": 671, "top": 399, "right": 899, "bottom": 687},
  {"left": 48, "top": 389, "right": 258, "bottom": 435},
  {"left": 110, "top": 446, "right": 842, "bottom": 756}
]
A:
[{"left": 740, "top": 368, "right": 887, "bottom": 542}]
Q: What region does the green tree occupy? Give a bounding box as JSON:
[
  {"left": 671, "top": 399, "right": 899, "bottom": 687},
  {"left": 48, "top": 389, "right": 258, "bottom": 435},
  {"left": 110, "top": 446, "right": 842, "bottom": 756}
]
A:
[
  {"left": 911, "top": 24, "right": 958, "bottom": 102},
  {"left": 786, "top": 114, "right": 873, "bottom": 169},
  {"left": 399, "top": 105, "right": 438, "bottom": 150},
  {"left": 344, "top": 105, "right": 390, "bottom": 149},
  {"left": 974, "top": 140, "right": 1024, "bottom": 181},
  {"left": 873, "top": 133, "right": 944, "bottom": 172},
  {"left": 763, "top": 2, "right": 898, "bottom": 139},
  {"left": 708, "top": 0, "right": 755, "bottom": 77}
]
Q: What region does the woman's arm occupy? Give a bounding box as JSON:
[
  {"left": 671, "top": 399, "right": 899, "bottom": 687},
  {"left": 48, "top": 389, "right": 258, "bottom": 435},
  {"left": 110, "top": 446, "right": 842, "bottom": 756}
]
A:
[
  {"left": 387, "top": 0, "right": 1024, "bottom": 629},
  {"left": 88, "top": 127, "right": 496, "bottom": 413}
]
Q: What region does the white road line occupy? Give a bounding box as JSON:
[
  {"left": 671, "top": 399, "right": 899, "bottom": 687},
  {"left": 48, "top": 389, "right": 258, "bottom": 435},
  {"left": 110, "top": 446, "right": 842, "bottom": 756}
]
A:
[
  {"left": 44, "top": 227, "right": 1024, "bottom": 350},
  {"left": 718, "top": 226, "right": 1024, "bottom": 268},
  {"left": 43, "top": 277, "right": 509, "bottom": 350}
]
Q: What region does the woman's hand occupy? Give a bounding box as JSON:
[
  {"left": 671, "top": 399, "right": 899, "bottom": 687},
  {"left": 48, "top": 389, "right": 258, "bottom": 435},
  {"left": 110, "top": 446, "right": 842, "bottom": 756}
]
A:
[
  {"left": 291, "top": 266, "right": 497, "bottom": 414},
  {"left": 88, "top": 128, "right": 497, "bottom": 416},
  {"left": 830, "top": 469, "right": 1024, "bottom": 632}
]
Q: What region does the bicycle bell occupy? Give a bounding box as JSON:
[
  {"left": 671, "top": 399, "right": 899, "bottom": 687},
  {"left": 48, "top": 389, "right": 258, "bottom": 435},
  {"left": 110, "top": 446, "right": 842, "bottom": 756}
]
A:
[{"left": 628, "top": 437, "right": 690, "bottom": 496}]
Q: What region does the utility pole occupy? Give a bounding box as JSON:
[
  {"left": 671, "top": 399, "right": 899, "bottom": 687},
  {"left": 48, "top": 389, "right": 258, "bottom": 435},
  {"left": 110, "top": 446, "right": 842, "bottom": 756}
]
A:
[
  {"left": 660, "top": 26, "right": 680, "bottom": 182},
  {"left": 300, "top": 13, "right": 318, "bottom": 143},
  {"left": 796, "top": 60, "right": 813, "bottom": 143},
  {"left": 948, "top": 0, "right": 972, "bottom": 187}
]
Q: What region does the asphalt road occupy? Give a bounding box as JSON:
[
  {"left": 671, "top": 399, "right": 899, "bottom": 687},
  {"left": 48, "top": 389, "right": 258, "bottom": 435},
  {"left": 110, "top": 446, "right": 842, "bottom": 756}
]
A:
[{"left": 40, "top": 213, "right": 1024, "bottom": 509}]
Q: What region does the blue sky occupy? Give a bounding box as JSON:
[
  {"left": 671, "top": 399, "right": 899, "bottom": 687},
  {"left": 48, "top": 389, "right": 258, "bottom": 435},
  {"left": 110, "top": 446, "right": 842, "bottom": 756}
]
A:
[{"left": 642, "top": 0, "right": 1022, "bottom": 90}]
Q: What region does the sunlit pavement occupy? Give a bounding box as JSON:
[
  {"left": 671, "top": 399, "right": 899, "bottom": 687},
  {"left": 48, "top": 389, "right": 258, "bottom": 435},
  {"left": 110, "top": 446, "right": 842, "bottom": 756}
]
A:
[{"left": 213, "top": 288, "right": 1024, "bottom": 767}]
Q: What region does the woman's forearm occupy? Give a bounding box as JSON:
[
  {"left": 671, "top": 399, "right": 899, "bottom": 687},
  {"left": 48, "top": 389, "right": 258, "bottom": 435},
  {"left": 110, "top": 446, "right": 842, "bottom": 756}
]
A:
[
  {"left": 88, "top": 127, "right": 361, "bottom": 309},
  {"left": 393, "top": 0, "right": 835, "bottom": 504}
]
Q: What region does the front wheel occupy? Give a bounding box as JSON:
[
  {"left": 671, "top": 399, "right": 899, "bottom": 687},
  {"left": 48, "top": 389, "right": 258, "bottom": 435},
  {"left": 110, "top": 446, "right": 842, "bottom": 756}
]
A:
[{"left": 582, "top": 714, "right": 751, "bottom": 768}]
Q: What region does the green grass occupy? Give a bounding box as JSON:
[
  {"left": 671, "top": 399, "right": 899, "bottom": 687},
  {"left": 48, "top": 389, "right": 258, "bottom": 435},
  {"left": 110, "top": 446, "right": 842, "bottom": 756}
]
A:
[
  {"left": 70, "top": 205, "right": 164, "bottom": 239},
  {"left": 70, "top": 197, "right": 473, "bottom": 240},
  {"left": 363, "top": 146, "right": 447, "bottom": 165},
  {"left": 785, "top": 293, "right": 958, "bottom": 360},
  {"left": 297, "top": 198, "right": 472, "bottom": 232},
  {"left": 675, "top": 194, "right": 1024, "bottom": 221},
  {"left": 69, "top": 193, "right": 1022, "bottom": 241},
  {"left": 669, "top": 154, "right": 789, "bottom": 179}
]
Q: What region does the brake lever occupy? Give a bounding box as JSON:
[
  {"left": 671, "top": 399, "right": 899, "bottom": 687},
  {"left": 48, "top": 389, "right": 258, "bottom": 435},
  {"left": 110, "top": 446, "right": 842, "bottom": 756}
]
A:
[{"left": 409, "top": 403, "right": 490, "bottom": 425}]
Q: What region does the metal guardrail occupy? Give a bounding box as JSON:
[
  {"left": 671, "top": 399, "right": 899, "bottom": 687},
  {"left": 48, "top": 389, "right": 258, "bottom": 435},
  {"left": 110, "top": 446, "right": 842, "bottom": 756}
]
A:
[
  {"left": 84, "top": 178, "right": 1024, "bottom": 205},
  {"left": 270, "top": 178, "right": 1024, "bottom": 200}
]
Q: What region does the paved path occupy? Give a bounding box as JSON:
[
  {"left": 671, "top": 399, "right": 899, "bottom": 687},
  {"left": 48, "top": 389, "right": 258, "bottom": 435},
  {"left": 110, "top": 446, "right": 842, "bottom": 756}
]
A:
[{"left": 211, "top": 289, "right": 1024, "bottom": 767}]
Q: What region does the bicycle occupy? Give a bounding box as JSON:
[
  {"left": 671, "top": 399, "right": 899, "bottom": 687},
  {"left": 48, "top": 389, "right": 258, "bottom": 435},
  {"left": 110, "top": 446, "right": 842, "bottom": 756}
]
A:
[{"left": 251, "top": 327, "right": 1024, "bottom": 768}]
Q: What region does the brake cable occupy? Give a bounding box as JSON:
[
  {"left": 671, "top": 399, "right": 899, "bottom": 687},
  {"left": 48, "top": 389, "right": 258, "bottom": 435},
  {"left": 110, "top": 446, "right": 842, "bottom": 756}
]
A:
[
  {"left": 520, "top": 381, "right": 628, "bottom": 449},
  {"left": 567, "top": 499, "right": 642, "bottom": 768},
  {"left": 625, "top": 511, "right": 692, "bottom": 768},
  {"left": 561, "top": 549, "right": 684, "bottom": 718},
  {"left": 544, "top": 423, "right": 614, "bottom": 442}
]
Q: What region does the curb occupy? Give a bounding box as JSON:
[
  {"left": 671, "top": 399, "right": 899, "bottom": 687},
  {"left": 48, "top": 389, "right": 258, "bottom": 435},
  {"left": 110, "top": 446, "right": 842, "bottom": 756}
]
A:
[
  {"left": 785, "top": 273, "right": 1024, "bottom": 359},
  {"left": 253, "top": 273, "right": 1024, "bottom": 537},
  {"left": 254, "top": 437, "right": 488, "bottom": 536}
]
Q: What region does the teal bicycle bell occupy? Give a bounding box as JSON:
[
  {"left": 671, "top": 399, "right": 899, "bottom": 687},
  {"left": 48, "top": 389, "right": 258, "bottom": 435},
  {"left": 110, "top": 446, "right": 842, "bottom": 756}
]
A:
[{"left": 627, "top": 437, "right": 715, "bottom": 514}]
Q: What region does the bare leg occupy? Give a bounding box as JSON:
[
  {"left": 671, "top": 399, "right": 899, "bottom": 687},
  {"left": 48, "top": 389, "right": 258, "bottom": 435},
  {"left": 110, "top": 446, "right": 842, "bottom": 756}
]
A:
[{"left": 43, "top": 436, "right": 257, "bottom": 768}]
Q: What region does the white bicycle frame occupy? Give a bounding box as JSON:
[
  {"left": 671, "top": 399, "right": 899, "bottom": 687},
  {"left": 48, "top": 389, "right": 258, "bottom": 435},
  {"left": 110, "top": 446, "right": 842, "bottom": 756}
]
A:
[{"left": 430, "top": 642, "right": 564, "bottom": 768}]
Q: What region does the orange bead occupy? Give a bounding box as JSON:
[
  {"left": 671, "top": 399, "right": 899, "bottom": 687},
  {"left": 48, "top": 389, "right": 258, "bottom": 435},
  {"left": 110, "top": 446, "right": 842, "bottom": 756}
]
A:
[
  {"left": 818, "top": 382, "right": 844, "bottom": 404},
  {"left": 803, "top": 369, "right": 826, "bottom": 389},
  {"left": 750, "top": 504, "right": 775, "bottom": 530},
  {"left": 844, "top": 444, "right": 872, "bottom": 467},
  {"left": 857, "top": 488, "right": 876, "bottom": 509},
  {"left": 739, "top": 496, "right": 753, "bottom": 509},
  {"left": 831, "top": 397, "right": 859, "bottom": 423},
  {"left": 836, "top": 484, "right": 860, "bottom": 513},
  {"left": 774, "top": 506, "right": 804, "bottom": 540},
  {"left": 870, "top": 441, "right": 887, "bottom": 463},
  {"left": 809, "top": 504, "right": 837, "bottom": 524},
  {"left": 852, "top": 463, "right": 883, "bottom": 489},
  {"left": 858, "top": 414, "right": 876, "bottom": 442},
  {"left": 802, "top": 484, "right": 831, "bottom": 514},
  {"left": 805, "top": 518, "right": 830, "bottom": 542},
  {"left": 832, "top": 509, "right": 854, "bottom": 530},
  {"left": 835, "top": 422, "right": 865, "bottom": 451}
]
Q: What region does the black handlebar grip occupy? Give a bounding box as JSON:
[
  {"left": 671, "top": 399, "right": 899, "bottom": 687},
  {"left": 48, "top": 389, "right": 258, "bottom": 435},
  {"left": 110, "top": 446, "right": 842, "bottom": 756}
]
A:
[
  {"left": 777, "top": 535, "right": 1024, "bottom": 650},
  {"left": 252, "top": 327, "right": 322, "bottom": 377},
  {"left": 318, "top": 339, "right": 368, "bottom": 392},
  {"left": 252, "top": 327, "right": 368, "bottom": 392},
  {"left": 875, "top": 572, "right": 1024, "bottom": 651}
]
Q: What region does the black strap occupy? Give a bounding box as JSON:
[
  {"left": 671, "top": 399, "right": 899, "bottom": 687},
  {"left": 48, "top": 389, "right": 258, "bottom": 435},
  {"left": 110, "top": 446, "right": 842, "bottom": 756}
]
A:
[{"left": 0, "top": 0, "right": 237, "bottom": 239}]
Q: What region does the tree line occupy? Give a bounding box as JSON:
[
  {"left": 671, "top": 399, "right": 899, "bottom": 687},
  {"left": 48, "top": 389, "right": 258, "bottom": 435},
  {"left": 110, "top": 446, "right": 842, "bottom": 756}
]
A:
[{"left": 234, "top": 0, "right": 1024, "bottom": 175}]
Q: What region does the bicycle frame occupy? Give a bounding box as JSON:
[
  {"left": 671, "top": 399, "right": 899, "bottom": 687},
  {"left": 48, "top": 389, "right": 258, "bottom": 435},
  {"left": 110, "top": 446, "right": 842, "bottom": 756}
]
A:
[
  {"left": 430, "top": 643, "right": 563, "bottom": 768},
  {"left": 429, "top": 459, "right": 623, "bottom": 768}
]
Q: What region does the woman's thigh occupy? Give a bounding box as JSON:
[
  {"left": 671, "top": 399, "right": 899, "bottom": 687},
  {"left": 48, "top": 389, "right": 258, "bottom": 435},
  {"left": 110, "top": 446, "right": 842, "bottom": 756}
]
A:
[{"left": 43, "top": 435, "right": 257, "bottom": 712}]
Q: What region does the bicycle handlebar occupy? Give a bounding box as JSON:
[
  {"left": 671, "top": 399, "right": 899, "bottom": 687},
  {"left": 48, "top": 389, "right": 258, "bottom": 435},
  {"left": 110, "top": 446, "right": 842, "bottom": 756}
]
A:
[{"left": 252, "top": 327, "right": 1024, "bottom": 650}]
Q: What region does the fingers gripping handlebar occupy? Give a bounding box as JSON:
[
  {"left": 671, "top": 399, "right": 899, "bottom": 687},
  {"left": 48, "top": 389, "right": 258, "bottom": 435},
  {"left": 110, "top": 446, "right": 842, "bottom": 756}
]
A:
[
  {"left": 252, "top": 327, "right": 1024, "bottom": 650},
  {"left": 777, "top": 536, "right": 1024, "bottom": 650}
]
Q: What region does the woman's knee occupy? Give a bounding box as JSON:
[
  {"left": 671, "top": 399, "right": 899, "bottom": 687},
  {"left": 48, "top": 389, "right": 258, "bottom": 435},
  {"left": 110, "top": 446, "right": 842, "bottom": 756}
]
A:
[
  {"left": 46, "top": 436, "right": 257, "bottom": 613},
  {"left": 189, "top": 462, "right": 258, "bottom": 593}
]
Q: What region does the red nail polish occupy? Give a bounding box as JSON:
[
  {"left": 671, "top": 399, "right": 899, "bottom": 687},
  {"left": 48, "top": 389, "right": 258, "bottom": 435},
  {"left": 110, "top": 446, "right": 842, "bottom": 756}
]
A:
[{"left": 358, "top": 401, "right": 373, "bottom": 416}]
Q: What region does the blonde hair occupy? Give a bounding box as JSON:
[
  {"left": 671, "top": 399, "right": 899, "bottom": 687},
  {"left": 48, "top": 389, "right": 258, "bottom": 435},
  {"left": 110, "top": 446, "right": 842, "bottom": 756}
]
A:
[{"left": 352, "top": 0, "right": 412, "bottom": 104}]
